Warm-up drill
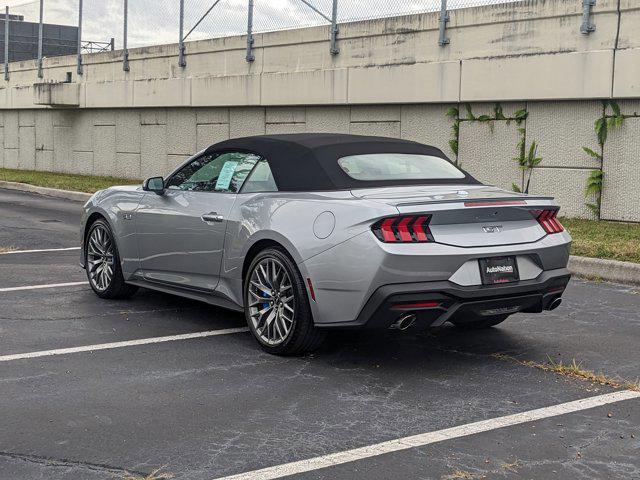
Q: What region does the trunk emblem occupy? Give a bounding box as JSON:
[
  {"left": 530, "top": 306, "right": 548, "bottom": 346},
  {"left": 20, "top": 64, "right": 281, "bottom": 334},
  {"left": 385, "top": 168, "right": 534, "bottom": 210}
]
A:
[{"left": 482, "top": 225, "right": 503, "bottom": 233}]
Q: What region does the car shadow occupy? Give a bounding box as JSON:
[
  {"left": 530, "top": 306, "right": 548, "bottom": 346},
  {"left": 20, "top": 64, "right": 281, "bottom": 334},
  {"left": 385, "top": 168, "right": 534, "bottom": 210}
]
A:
[
  {"left": 307, "top": 319, "right": 571, "bottom": 378},
  {"left": 123, "top": 289, "right": 567, "bottom": 378}
]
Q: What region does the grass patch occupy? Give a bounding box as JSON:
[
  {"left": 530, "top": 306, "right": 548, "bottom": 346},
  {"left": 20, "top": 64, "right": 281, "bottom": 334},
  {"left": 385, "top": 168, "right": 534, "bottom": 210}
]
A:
[
  {"left": 442, "top": 471, "right": 479, "bottom": 480},
  {"left": 0, "top": 168, "right": 140, "bottom": 194},
  {"left": 501, "top": 459, "right": 521, "bottom": 473},
  {"left": 442, "top": 459, "right": 521, "bottom": 479},
  {"left": 561, "top": 217, "right": 640, "bottom": 264},
  {"left": 493, "top": 353, "right": 640, "bottom": 392},
  {"left": 122, "top": 467, "right": 173, "bottom": 480}
]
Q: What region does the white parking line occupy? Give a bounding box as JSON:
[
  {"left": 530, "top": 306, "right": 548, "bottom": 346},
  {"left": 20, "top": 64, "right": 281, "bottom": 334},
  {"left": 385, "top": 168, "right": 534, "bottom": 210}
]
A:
[
  {"left": 0, "top": 247, "right": 81, "bottom": 255},
  {"left": 0, "top": 327, "right": 249, "bottom": 362},
  {"left": 213, "top": 390, "right": 640, "bottom": 480},
  {"left": 0, "top": 281, "right": 88, "bottom": 292}
]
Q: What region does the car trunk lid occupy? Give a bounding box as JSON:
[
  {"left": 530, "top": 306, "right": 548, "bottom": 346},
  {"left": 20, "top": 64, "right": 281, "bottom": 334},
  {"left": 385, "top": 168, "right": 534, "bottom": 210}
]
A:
[{"left": 352, "top": 185, "right": 553, "bottom": 247}]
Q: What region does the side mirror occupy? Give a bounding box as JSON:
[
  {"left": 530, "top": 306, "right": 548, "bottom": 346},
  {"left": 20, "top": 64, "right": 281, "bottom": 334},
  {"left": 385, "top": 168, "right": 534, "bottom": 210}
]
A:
[{"left": 143, "top": 176, "right": 165, "bottom": 195}]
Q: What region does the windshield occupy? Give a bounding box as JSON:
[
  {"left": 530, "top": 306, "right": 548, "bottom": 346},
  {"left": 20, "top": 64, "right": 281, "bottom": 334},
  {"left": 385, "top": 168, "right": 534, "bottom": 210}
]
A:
[{"left": 338, "top": 153, "right": 465, "bottom": 181}]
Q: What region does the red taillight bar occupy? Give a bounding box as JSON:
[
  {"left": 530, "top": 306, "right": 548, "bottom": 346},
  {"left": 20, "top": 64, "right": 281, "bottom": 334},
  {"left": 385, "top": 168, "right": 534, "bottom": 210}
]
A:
[
  {"left": 547, "top": 286, "right": 566, "bottom": 294},
  {"left": 396, "top": 217, "right": 413, "bottom": 242},
  {"left": 412, "top": 216, "right": 429, "bottom": 242},
  {"left": 372, "top": 215, "right": 434, "bottom": 243},
  {"left": 380, "top": 218, "right": 396, "bottom": 242},
  {"left": 531, "top": 209, "right": 564, "bottom": 234},
  {"left": 391, "top": 301, "right": 441, "bottom": 311}
]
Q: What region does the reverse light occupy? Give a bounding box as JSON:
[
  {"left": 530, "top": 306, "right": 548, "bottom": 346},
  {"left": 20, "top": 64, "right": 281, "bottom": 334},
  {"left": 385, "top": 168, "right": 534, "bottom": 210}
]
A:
[
  {"left": 372, "top": 215, "right": 434, "bottom": 243},
  {"left": 531, "top": 209, "right": 564, "bottom": 234}
]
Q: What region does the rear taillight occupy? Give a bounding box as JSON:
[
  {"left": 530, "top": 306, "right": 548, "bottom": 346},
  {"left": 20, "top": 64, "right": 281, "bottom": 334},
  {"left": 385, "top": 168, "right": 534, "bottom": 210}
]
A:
[
  {"left": 372, "top": 215, "right": 434, "bottom": 243},
  {"left": 531, "top": 209, "right": 564, "bottom": 234}
]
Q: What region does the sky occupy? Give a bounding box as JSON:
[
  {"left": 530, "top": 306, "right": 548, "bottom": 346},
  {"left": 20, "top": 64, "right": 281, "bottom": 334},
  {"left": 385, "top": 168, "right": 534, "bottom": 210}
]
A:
[{"left": 5, "top": 0, "right": 522, "bottom": 49}]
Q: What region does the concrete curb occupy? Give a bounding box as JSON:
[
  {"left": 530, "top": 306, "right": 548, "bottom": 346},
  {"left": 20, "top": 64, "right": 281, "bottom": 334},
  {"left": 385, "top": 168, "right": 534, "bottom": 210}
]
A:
[
  {"left": 569, "top": 256, "right": 640, "bottom": 287},
  {"left": 0, "top": 180, "right": 92, "bottom": 202}
]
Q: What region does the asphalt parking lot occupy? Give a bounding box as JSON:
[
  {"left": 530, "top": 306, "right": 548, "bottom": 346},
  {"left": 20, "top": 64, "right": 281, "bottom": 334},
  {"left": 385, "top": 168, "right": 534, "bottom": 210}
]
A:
[{"left": 1, "top": 187, "right": 639, "bottom": 480}]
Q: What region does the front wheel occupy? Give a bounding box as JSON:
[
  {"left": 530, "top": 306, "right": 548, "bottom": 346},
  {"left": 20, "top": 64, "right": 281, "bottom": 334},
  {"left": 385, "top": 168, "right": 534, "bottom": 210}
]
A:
[
  {"left": 450, "top": 314, "right": 510, "bottom": 330},
  {"left": 85, "top": 218, "right": 138, "bottom": 299},
  {"left": 244, "top": 248, "right": 325, "bottom": 355}
]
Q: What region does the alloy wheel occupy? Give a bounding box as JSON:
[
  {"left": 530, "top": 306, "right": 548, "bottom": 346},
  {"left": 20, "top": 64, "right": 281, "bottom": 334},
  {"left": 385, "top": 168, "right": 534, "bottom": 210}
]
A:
[
  {"left": 86, "top": 224, "right": 115, "bottom": 292},
  {"left": 247, "top": 257, "right": 295, "bottom": 346}
]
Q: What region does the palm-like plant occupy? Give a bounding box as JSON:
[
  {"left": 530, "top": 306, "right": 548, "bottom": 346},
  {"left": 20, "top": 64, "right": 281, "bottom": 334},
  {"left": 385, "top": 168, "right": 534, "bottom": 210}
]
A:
[{"left": 513, "top": 140, "right": 542, "bottom": 194}]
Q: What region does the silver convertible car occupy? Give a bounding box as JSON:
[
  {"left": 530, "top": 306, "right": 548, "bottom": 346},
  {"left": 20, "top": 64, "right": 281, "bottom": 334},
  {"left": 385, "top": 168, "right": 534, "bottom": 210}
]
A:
[{"left": 80, "top": 134, "right": 571, "bottom": 355}]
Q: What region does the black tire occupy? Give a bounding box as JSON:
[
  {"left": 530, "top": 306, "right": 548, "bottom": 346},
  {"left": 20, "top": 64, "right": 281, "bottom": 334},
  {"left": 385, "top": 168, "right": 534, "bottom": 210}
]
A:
[
  {"left": 85, "top": 218, "right": 138, "bottom": 300},
  {"left": 244, "top": 247, "right": 325, "bottom": 355},
  {"left": 451, "top": 314, "right": 510, "bottom": 330}
]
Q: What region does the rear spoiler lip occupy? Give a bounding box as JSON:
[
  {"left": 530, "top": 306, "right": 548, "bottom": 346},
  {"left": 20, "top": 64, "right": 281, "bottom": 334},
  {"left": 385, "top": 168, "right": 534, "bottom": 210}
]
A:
[{"left": 396, "top": 195, "right": 555, "bottom": 207}]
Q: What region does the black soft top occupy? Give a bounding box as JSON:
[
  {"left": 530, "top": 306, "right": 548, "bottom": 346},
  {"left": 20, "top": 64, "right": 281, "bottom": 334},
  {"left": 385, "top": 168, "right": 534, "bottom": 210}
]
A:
[{"left": 204, "top": 133, "right": 479, "bottom": 191}]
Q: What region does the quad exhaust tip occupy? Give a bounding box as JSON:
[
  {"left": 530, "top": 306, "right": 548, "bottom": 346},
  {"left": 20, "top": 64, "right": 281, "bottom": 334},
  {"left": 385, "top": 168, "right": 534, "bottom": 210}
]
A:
[
  {"left": 390, "top": 313, "right": 416, "bottom": 331},
  {"left": 548, "top": 298, "right": 562, "bottom": 311}
]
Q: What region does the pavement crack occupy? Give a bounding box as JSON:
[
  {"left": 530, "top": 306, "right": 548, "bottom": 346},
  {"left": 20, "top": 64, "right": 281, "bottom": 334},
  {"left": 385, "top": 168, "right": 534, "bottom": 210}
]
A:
[
  {"left": 427, "top": 344, "right": 496, "bottom": 360},
  {"left": 0, "top": 450, "right": 147, "bottom": 476}
]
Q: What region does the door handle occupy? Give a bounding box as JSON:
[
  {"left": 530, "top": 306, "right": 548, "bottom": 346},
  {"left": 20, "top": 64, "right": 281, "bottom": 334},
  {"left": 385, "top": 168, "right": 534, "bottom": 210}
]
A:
[{"left": 201, "top": 212, "right": 224, "bottom": 223}]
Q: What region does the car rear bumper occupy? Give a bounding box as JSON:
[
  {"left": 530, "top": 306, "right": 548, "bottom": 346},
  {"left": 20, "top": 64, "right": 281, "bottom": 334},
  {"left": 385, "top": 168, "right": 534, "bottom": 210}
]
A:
[{"left": 316, "top": 268, "right": 571, "bottom": 329}]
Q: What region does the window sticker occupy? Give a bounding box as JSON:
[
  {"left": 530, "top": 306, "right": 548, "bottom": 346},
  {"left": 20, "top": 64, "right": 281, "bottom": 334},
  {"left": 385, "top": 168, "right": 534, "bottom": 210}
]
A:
[{"left": 215, "top": 161, "right": 239, "bottom": 191}]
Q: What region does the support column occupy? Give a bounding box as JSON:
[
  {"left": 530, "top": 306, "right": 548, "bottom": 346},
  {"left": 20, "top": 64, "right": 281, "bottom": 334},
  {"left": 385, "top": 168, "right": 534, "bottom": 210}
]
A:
[
  {"left": 438, "top": 0, "right": 450, "bottom": 46},
  {"left": 246, "top": 0, "right": 254, "bottom": 62},
  {"left": 37, "top": 0, "right": 44, "bottom": 78},
  {"left": 4, "top": 6, "right": 9, "bottom": 81},
  {"left": 580, "top": 0, "right": 596, "bottom": 34},
  {"left": 123, "top": 0, "right": 129, "bottom": 71},
  {"left": 77, "top": 0, "right": 83, "bottom": 75},
  {"left": 178, "top": 0, "right": 186, "bottom": 67},
  {"left": 330, "top": 0, "right": 339, "bottom": 55}
]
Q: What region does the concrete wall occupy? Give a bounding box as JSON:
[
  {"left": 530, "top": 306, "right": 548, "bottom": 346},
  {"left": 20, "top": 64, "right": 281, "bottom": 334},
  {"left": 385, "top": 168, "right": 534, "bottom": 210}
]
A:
[
  {"left": 0, "top": 0, "right": 639, "bottom": 221},
  {"left": 2, "top": 100, "right": 637, "bottom": 222},
  {"left": 0, "top": 105, "right": 451, "bottom": 180},
  {"left": 2, "top": 0, "right": 640, "bottom": 108}
]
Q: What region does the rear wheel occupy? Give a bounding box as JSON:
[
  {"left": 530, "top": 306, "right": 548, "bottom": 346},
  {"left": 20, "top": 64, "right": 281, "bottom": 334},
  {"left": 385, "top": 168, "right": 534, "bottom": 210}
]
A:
[
  {"left": 244, "top": 248, "right": 325, "bottom": 355},
  {"left": 451, "top": 314, "right": 510, "bottom": 330},
  {"left": 85, "top": 218, "right": 138, "bottom": 299}
]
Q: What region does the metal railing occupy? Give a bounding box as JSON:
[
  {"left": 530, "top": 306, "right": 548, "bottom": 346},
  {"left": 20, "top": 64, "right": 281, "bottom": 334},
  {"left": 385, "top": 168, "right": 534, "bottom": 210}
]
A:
[
  {"left": 0, "top": 0, "right": 597, "bottom": 81},
  {"left": 81, "top": 40, "right": 115, "bottom": 54}
]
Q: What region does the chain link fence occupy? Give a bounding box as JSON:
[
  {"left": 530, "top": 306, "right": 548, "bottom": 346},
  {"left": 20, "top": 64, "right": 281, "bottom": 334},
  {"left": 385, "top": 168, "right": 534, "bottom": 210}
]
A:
[
  {"left": 183, "top": 0, "right": 525, "bottom": 39},
  {"left": 1, "top": 0, "right": 596, "bottom": 79},
  {"left": 82, "top": 1, "right": 119, "bottom": 52}
]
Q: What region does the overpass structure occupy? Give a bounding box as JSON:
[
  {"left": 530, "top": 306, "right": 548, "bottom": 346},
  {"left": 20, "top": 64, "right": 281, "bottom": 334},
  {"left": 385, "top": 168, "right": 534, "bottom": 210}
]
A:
[{"left": 0, "top": 0, "right": 638, "bottom": 221}]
